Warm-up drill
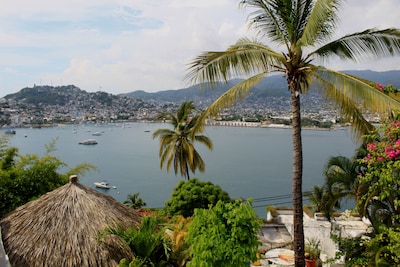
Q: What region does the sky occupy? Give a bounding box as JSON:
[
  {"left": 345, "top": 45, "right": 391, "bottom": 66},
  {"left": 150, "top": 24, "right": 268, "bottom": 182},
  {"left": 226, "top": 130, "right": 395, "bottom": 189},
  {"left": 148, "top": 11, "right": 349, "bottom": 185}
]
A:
[{"left": 0, "top": 0, "right": 399, "bottom": 97}]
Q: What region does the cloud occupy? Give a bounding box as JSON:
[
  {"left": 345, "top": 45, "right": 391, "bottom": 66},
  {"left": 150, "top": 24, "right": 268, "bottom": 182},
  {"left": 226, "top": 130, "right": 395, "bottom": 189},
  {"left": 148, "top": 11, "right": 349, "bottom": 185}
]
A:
[{"left": 0, "top": 0, "right": 399, "bottom": 96}]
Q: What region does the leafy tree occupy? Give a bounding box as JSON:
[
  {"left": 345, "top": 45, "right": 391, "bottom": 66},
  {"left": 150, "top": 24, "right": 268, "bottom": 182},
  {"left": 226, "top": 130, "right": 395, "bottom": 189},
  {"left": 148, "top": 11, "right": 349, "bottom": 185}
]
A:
[
  {"left": 185, "top": 1, "right": 400, "bottom": 265},
  {"left": 186, "top": 199, "right": 261, "bottom": 267},
  {"left": 164, "top": 178, "right": 231, "bottom": 217},
  {"left": 99, "top": 216, "right": 172, "bottom": 267},
  {"left": 0, "top": 138, "right": 95, "bottom": 216},
  {"left": 152, "top": 101, "right": 213, "bottom": 180},
  {"left": 123, "top": 193, "right": 147, "bottom": 209}
]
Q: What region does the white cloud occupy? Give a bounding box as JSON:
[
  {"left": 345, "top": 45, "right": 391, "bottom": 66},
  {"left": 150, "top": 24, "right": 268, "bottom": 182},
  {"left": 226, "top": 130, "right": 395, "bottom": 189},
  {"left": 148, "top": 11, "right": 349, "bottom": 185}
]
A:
[{"left": 0, "top": 0, "right": 399, "bottom": 96}]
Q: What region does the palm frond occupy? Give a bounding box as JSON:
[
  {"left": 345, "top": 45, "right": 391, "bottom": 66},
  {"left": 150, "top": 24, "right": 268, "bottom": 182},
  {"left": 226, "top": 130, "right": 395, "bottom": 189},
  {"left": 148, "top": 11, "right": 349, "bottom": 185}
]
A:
[
  {"left": 202, "top": 72, "right": 270, "bottom": 119},
  {"left": 312, "top": 69, "right": 393, "bottom": 138},
  {"left": 313, "top": 68, "right": 400, "bottom": 112},
  {"left": 241, "top": 0, "right": 290, "bottom": 45},
  {"left": 311, "top": 28, "right": 400, "bottom": 61},
  {"left": 185, "top": 38, "right": 284, "bottom": 86},
  {"left": 300, "top": 0, "right": 343, "bottom": 46}
]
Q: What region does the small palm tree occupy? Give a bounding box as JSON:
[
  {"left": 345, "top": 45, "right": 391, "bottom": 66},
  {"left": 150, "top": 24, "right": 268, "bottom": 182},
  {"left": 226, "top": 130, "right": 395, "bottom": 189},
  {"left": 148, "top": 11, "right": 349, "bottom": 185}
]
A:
[
  {"left": 153, "top": 101, "right": 213, "bottom": 180},
  {"left": 324, "top": 155, "right": 367, "bottom": 211},
  {"left": 99, "top": 216, "right": 171, "bottom": 266},
  {"left": 185, "top": 1, "right": 400, "bottom": 265},
  {"left": 123, "top": 193, "right": 147, "bottom": 209}
]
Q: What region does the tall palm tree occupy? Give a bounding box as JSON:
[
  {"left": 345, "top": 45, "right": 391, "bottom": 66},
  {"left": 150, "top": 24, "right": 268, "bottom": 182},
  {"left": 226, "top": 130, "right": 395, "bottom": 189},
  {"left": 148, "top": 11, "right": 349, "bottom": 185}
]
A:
[
  {"left": 184, "top": 1, "right": 400, "bottom": 265},
  {"left": 153, "top": 101, "right": 213, "bottom": 180}
]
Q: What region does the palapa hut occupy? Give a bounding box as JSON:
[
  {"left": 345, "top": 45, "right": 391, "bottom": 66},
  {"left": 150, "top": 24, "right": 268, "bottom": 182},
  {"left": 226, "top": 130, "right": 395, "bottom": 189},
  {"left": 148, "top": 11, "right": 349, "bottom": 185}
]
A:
[{"left": 0, "top": 175, "right": 142, "bottom": 267}]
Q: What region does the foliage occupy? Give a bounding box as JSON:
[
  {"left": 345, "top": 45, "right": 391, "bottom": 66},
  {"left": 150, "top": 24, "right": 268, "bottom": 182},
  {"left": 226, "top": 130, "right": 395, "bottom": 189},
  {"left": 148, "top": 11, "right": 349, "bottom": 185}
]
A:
[
  {"left": 305, "top": 238, "right": 321, "bottom": 260},
  {"left": 186, "top": 199, "right": 261, "bottom": 267},
  {"left": 165, "top": 215, "right": 192, "bottom": 267},
  {"left": 359, "top": 121, "right": 400, "bottom": 225},
  {"left": 99, "top": 216, "right": 172, "bottom": 267},
  {"left": 164, "top": 178, "right": 232, "bottom": 218},
  {"left": 364, "top": 226, "right": 400, "bottom": 266},
  {"left": 184, "top": 1, "right": 400, "bottom": 265},
  {"left": 152, "top": 101, "right": 213, "bottom": 180},
  {"left": 0, "top": 137, "right": 95, "bottom": 216},
  {"left": 331, "top": 235, "right": 368, "bottom": 267},
  {"left": 123, "top": 193, "right": 147, "bottom": 209}
]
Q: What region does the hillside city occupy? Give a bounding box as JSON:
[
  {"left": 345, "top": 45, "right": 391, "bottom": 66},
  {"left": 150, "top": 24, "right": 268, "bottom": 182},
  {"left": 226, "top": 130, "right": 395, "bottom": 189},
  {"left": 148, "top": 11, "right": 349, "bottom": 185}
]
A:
[{"left": 0, "top": 84, "right": 379, "bottom": 129}]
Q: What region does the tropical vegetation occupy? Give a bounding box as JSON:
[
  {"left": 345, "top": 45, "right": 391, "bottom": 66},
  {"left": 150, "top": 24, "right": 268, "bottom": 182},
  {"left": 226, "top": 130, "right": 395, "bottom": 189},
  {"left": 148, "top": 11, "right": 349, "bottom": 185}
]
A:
[
  {"left": 305, "top": 120, "right": 400, "bottom": 265},
  {"left": 186, "top": 199, "right": 261, "bottom": 267},
  {"left": 164, "top": 178, "right": 232, "bottom": 218},
  {"left": 152, "top": 101, "right": 213, "bottom": 180},
  {"left": 99, "top": 216, "right": 173, "bottom": 267},
  {"left": 0, "top": 136, "right": 94, "bottom": 216},
  {"left": 124, "top": 193, "right": 147, "bottom": 209},
  {"left": 184, "top": 0, "right": 400, "bottom": 265}
]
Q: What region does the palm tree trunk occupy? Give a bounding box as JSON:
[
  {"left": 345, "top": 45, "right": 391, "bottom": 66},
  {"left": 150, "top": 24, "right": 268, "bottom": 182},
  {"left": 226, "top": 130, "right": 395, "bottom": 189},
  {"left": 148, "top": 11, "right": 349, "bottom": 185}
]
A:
[{"left": 291, "top": 90, "right": 305, "bottom": 267}]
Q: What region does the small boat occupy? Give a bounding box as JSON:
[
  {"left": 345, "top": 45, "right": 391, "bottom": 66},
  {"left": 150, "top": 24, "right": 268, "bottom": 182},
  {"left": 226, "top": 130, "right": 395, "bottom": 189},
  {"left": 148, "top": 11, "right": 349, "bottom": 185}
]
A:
[
  {"left": 5, "top": 129, "right": 16, "bottom": 134},
  {"left": 78, "top": 139, "right": 98, "bottom": 145},
  {"left": 94, "top": 181, "right": 111, "bottom": 189},
  {"left": 92, "top": 131, "right": 102, "bottom": 136}
]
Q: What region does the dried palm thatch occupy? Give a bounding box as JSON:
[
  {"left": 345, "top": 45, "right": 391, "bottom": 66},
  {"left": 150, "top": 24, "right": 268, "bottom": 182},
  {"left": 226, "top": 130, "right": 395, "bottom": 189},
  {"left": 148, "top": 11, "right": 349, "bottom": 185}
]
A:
[{"left": 0, "top": 175, "right": 142, "bottom": 267}]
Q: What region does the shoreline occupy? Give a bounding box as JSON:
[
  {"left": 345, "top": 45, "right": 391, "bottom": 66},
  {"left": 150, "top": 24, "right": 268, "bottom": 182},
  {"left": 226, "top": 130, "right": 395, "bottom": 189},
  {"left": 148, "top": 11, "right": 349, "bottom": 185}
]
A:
[{"left": 2, "top": 121, "right": 349, "bottom": 131}]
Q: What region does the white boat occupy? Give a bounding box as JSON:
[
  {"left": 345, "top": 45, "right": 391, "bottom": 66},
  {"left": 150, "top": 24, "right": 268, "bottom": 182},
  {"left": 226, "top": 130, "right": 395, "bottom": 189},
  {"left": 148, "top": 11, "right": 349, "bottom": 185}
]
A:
[
  {"left": 78, "top": 139, "right": 98, "bottom": 145},
  {"left": 92, "top": 131, "right": 102, "bottom": 136},
  {"left": 94, "top": 181, "right": 111, "bottom": 189}
]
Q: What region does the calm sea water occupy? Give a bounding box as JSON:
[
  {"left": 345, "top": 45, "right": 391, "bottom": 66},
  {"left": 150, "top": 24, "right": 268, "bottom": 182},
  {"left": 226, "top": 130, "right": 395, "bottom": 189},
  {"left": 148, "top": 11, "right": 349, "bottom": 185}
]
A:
[{"left": 5, "top": 123, "right": 358, "bottom": 216}]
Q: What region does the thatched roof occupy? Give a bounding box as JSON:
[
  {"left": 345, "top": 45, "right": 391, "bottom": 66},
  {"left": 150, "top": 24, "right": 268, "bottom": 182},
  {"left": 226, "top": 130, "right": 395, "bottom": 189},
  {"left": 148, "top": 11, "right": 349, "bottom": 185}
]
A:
[{"left": 0, "top": 175, "right": 142, "bottom": 267}]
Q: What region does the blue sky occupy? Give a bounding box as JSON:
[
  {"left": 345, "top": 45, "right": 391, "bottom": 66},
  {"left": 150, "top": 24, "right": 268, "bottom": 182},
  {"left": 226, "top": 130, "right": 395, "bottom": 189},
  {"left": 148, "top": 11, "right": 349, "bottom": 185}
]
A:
[{"left": 1, "top": 0, "right": 399, "bottom": 96}]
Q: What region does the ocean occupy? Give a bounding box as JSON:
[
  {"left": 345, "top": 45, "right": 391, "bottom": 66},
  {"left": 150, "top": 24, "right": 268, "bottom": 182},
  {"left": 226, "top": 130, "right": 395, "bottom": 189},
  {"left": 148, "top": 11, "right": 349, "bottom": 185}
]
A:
[{"left": 5, "top": 123, "right": 358, "bottom": 217}]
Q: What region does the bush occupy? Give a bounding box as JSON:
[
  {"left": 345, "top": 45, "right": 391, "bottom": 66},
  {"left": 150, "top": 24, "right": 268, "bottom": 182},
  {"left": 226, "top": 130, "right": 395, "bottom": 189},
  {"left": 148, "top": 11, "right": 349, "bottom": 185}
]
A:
[
  {"left": 186, "top": 199, "right": 261, "bottom": 267},
  {"left": 164, "top": 178, "right": 231, "bottom": 217}
]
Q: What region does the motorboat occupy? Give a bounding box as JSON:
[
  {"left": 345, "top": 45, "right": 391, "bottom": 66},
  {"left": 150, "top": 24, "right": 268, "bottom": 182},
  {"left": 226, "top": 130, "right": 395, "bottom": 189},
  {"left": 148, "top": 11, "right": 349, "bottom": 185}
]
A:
[
  {"left": 92, "top": 131, "right": 102, "bottom": 136},
  {"left": 5, "top": 129, "right": 16, "bottom": 134},
  {"left": 94, "top": 181, "right": 111, "bottom": 189},
  {"left": 78, "top": 139, "right": 98, "bottom": 145}
]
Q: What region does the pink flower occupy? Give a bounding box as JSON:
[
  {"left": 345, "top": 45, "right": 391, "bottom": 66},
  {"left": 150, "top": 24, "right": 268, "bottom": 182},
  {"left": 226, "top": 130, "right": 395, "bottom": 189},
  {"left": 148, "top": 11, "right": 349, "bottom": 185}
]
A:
[
  {"left": 387, "top": 151, "right": 397, "bottom": 160},
  {"left": 395, "top": 139, "right": 400, "bottom": 147},
  {"left": 376, "top": 83, "right": 384, "bottom": 91},
  {"left": 367, "top": 142, "right": 376, "bottom": 151},
  {"left": 364, "top": 153, "right": 371, "bottom": 162},
  {"left": 385, "top": 145, "right": 393, "bottom": 153},
  {"left": 377, "top": 156, "right": 385, "bottom": 161}
]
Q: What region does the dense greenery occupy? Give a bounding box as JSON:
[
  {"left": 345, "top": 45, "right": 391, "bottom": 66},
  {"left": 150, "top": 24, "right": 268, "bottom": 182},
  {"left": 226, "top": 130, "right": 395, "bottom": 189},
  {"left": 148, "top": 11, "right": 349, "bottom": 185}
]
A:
[
  {"left": 100, "top": 216, "right": 173, "bottom": 267},
  {"left": 186, "top": 199, "right": 261, "bottom": 267},
  {"left": 0, "top": 136, "right": 95, "bottom": 216},
  {"left": 153, "top": 101, "right": 213, "bottom": 180},
  {"left": 164, "top": 178, "right": 231, "bottom": 218}
]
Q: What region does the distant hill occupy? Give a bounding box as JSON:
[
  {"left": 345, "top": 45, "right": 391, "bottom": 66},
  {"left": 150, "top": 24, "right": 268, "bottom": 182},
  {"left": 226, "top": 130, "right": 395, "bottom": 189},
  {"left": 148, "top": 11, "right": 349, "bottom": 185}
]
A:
[
  {"left": 3, "top": 70, "right": 400, "bottom": 108},
  {"left": 123, "top": 70, "right": 400, "bottom": 104}
]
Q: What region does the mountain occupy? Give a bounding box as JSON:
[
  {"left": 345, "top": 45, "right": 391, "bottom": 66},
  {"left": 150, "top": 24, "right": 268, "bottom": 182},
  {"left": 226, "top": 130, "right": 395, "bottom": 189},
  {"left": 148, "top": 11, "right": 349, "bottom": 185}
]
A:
[
  {"left": 123, "top": 70, "right": 400, "bottom": 105},
  {"left": 3, "top": 70, "right": 400, "bottom": 108}
]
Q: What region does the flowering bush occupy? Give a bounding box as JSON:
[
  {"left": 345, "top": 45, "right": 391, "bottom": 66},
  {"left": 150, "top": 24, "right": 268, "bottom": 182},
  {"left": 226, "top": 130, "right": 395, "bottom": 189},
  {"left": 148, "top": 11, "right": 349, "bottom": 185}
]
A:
[
  {"left": 360, "top": 121, "right": 400, "bottom": 222},
  {"left": 375, "top": 83, "right": 398, "bottom": 94}
]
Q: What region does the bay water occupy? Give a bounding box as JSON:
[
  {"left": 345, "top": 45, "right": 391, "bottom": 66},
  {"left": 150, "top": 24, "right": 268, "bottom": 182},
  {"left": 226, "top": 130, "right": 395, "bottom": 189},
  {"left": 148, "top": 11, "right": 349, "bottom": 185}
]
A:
[{"left": 5, "top": 123, "right": 358, "bottom": 217}]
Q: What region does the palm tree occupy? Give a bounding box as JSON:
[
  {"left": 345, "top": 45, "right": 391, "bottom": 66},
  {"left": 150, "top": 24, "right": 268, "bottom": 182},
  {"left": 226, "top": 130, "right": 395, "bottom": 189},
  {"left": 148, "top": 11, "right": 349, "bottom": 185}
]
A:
[
  {"left": 123, "top": 193, "right": 147, "bottom": 209},
  {"left": 184, "top": 1, "right": 400, "bottom": 265},
  {"left": 153, "top": 101, "right": 213, "bottom": 180},
  {"left": 324, "top": 155, "right": 366, "bottom": 207}
]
